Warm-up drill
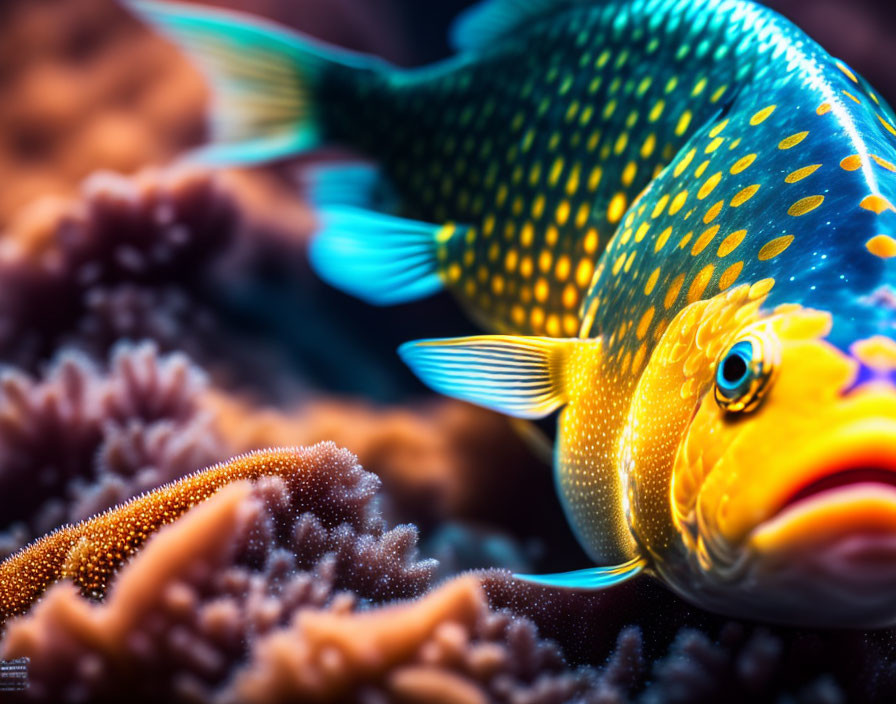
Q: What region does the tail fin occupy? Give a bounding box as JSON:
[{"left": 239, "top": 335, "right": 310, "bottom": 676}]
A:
[{"left": 127, "top": 1, "right": 375, "bottom": 165}]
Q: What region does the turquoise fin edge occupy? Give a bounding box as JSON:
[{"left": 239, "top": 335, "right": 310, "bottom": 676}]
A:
[{"left": 513, "top": 556, "right": 645, "bottom": 589}]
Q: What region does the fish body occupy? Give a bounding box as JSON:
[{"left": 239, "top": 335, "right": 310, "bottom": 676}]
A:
[{"left": 132, "top": 0, "right": 896, "bottom": 626}]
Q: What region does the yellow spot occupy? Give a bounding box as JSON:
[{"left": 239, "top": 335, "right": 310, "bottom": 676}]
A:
[
  {"left": 705, "top": 137, "right": 724, "bottom": 153},
  {"left": 521, "top": 222, "right": 535, "bottom": 247},
  {"left": 556, "top": 200, "right": 571, "bottom": 225},
  {"left": 871, "top": 154, "right": 896, "bottom": 172},
  {"left": 816, "top": 102, "right": 831, "bottom": 115},
  {"left": 840, "top": 154, "right": 862, "bottom": 171},
  {"left": 694, "top": 159, "right": 710, "bottom": 178},
  {"left": 665, "top": 75, "right": 679, "bottom": 93},
  {"left": 842, "top": 90, "right": 861, "bottom": 104},
  {"left": 710, "top": 85, "right": 727, "bottom": 103},
  {"left": 565, "top": 164, "right": 581, "bottom": 195},
  {"left": 675, "top": 109, "right": 692, "bottom": 136},
  {"left": 531, "top": 195, "right": 546, "bottom": 219},
  {"left": 717, "top": 229, "right": 747, "bottom": 257},
  {"left": 878, "top": 114, "right": 896, "bottom": 137},
  {"left": 496, "top": 184, "right": 508, "bottom": 207},
  {"left": 687, "top": 264, "right": 714, "bottom": 303},
  {"left": 787, "top": 195, "right": 824, "bottom": 216},
  {"left": 636, "top": 307, "right": 655, "bottom": 339},
  {"left": 546, "top": 314, "right": 561, "bottom": 337},
  {"left": 785, "top": 164, "right": 821, "bottom": 183},
  {"left": 709, "top": 119, "right": 729, "bottom": 138},
  {"left": 530, "top": 307, "right": 545, "bottom": 330},
  {"left": 621, "top": 161, "right": 637, "bottom": 187},
  {"left": 607, "top": 192, "right": 628, "bottom": 223},
  {"left": 860, "top": 194, "right": 895, "bottom": 214},
  {"left": 697, "top": 171, "right": 723, "bottom": 200},
  {"left": 447, "top": 263, "right": 462, "bottom": 283},
  {"left": 749, "top": 278, "right": 775, "bottom": 299},
  {"left": 634, "top": 222, "right": 650, "bottom": 242},
  {"left": 651, "top": 194, "right": 670, "bottom": 219},
  {"left": 535, "top": 278, "right": 549, "bottom": 302},
  {"left": 614, "top": 132, "right": 629, "bottom": 154},
  {"left": 641, "top": 133, "right": 657, "bottom": 158},
  {"left": 539, "top": 250, "right": 553, "bottom": 273},
  {"left": 778, "top": 131, "right": 808, "bottom": 149},
  {"left": 673, "top": 148, "right": 696, "bottom": 177},
  {"left": 504, "top": 249, "right": 518, "bottom": 272},
  {"left": 866, "top": 234, "right": 896, "bottom": 258},
  {"left": 669, "top": 190, "right": 688, "bottom": 215},
  {"left": 555, "top": 255, "right": 571, "bottom": 280},
  {"left": 664, "top": 273, "right": 685, "bottom": 309},
  {"left": 749, "top": 105, "right": 776, "bottom": 125},
  {"left": 612, "top": 253, "right": 626, "bottom": 275},
  {"left": 644, "top": 267, "right": 660, "bottom": 295},
  {"left": 692, "top": 76, "right": 707, "bottom": 96},
  {"left": 588, "top": 165, "right": 603, "bottom": 190},
  {"left": 563, "top": 314, "right": 579, "bottom": 336},
  {"left": 730, "top": 153, "right": 756, "bottom": 174},
  {"left": 654, "top": 226, "right": 673, "bottom": 252},
  {"left": 491, "top": 275, "right": 505, "bottom": 295},
  {"left": 623, "top": 250, "right": 637, "bottom": 273},
  {"left": 692, "top": 225, "right": 720, "bottom": 255},
  {"left": 837, "top": 62, "right": 858, "bottom": 82},
  {"left": 511, "top": 305, "right": 525, "bottom": 327},
  {"left": 757, "top": 234, "right": 795, "bottom": 261},
  {"left": 575, "top": 202, "right": 590, "bottom": 228},
  {"left": 561, "top": 283, "right": 578, "bottom": 309},
  {"left": 702, "top": 200, "right": 724, "bottom": 224},
  {"left": 649, "top": 99, "right": 665, "bottom": 122},
  {"left": 583, "top": 229, "right": 599, "bottom": 255},
  {"left": 520, "top": 256, "right": 533, "bottom": 278},
  {"left": 730, "top": 184, "right": 760, "bottom": 207},
  {"left": 549, "top": 158, "right": 565, "bottom": 186},
  {"left": 718, "top": 261, "right": 743, "bottom": 291},
  {"left": 632, "top": 343, "right": 647, "bottom": 373},
  {"left": 576, "top": 259, "right": 594, "bottom": 288}
]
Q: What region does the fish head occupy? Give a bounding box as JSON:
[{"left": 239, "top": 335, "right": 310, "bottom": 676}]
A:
[{"left": 621, "top": 283, "right": 896, "bottom": 626}]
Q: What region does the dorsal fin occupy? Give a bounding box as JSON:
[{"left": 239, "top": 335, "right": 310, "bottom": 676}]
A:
[{"left": 450, "top": 0, "right": 595, "bottom": 52}]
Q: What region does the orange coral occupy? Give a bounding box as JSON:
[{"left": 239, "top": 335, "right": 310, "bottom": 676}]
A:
[{"left": 0, "top": 444, "right": 357, "bottom": 626}]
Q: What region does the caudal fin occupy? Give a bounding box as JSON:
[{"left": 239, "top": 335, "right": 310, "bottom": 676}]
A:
[{"left": 127, "top": 1, "right": 371, "bottom": 164}]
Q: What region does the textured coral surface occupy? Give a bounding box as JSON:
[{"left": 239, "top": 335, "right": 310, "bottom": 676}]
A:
[{"left": 2, "top": 0, "right": 896, "bottom": 702}]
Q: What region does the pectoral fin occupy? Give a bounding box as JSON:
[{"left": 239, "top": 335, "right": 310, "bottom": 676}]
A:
[
  {"left": 398, "top": 335, "right": 588, "bottom": 419},
  {"left": 513, "top": 556, "right": 646, "bottom": 589}
]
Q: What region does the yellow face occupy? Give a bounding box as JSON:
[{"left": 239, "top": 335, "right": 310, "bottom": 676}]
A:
[{"left": 621, "top": 284, "right": 896, "bottom": 626}]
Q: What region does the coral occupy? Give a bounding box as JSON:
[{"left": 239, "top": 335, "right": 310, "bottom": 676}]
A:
[
  {"left": 0, "top": 342, "right": 224, "bottom": 555},
  {"left": 0, "top": 168, "right": 239, "bottom": 366}
]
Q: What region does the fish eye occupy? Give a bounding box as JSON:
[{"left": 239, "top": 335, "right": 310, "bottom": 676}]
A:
[{"left": 714, "top": 333, "right": 778, "bottom": 413}]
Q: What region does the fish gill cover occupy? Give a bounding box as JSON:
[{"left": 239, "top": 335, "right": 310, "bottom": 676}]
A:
[{"left": 0, "top": 0, "right": 896, "bottom": 702}]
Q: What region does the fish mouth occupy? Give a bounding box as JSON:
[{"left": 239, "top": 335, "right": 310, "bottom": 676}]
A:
[{"left": 750, "top": 422, "right": 896, "bottom": 553}]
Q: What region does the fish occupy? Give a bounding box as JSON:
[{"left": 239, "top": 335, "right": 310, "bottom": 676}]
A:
[
  {"left": 130, "top": 0, "right": 896, "bottom": 626},
  {"left": 128, "top": 0, "right": 754, "bottom": 336}
]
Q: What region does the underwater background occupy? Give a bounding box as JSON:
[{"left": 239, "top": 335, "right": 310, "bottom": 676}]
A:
[{"left": 0, "top": 0, "right": 896, "bottom": 701}]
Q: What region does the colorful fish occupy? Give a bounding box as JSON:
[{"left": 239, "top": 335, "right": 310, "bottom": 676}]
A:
[{"left": 132, "top": 0, "right": 896, "bottom": 626}]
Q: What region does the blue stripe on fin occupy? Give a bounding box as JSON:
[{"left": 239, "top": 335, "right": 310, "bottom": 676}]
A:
[
  {"left": 309, "top": 207, "right": 451, "bottom": 305},
  {"left": 398, "top": 335, "right": 579, "bottom": 418},
  {"left": 513, "top": 556, "right": 645, "bottom": 590}
]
